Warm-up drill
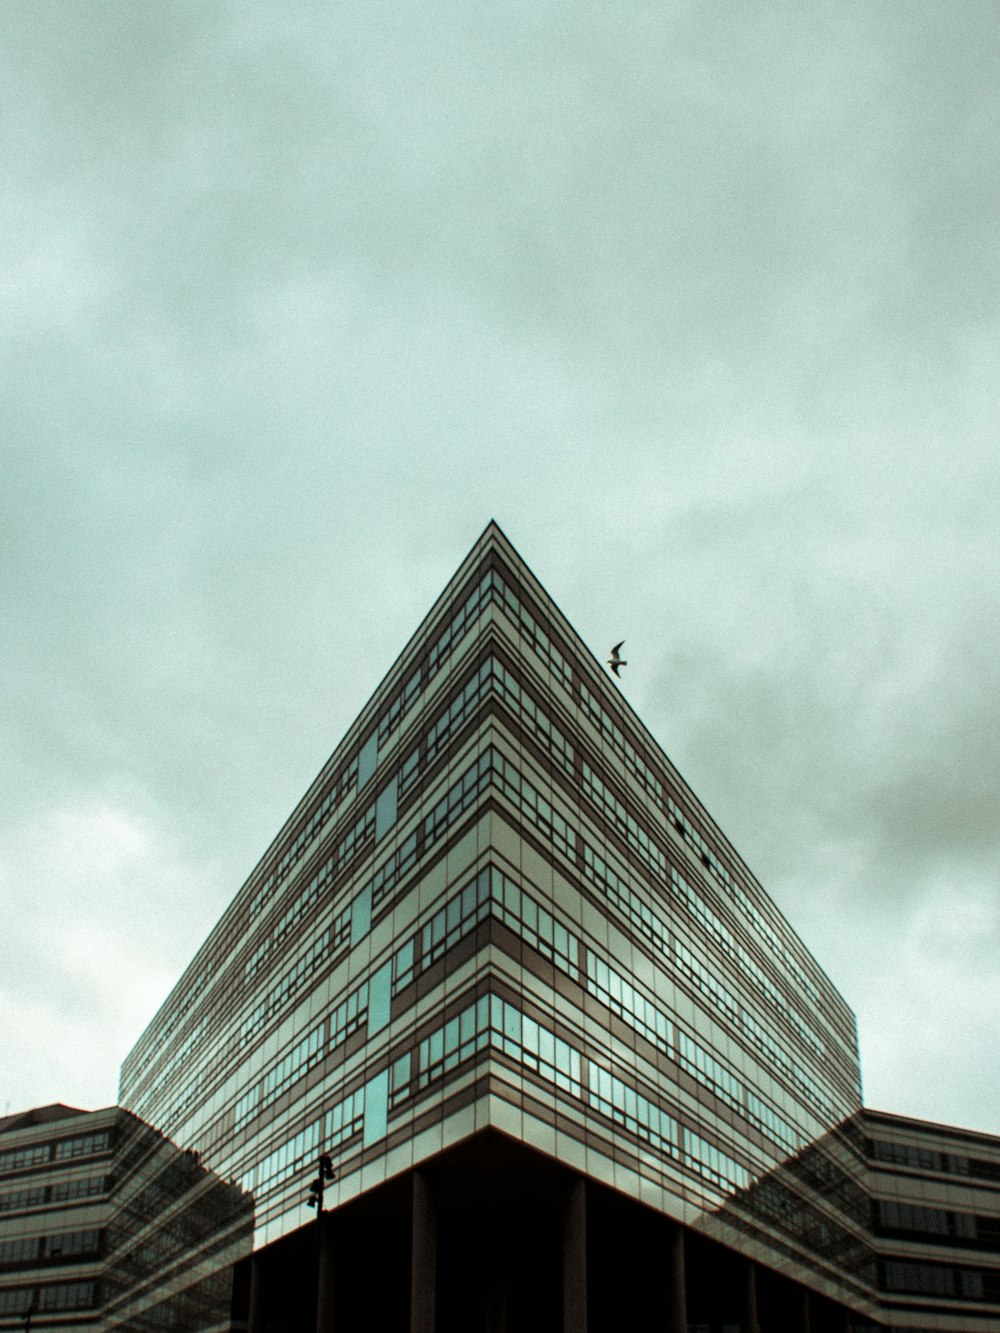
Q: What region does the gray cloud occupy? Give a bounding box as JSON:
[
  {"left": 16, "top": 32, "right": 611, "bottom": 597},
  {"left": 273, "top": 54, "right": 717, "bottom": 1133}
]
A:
[{"left": 2, "top": 0, "right": 998, "bottom": 1131}]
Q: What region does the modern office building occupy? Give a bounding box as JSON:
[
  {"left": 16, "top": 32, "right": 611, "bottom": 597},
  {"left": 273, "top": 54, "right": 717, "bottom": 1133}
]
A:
[
  {"left": 0, "top": 1104, "right": 252, "bottom": 1331},
  {"left": 0, "top": 1105, "right": 110, "bottom": 1328},
  {"left": 862, "top": 1110, "right": 1000, "bottom": 1330},
  {"left": 27, "top": 519, "right": 992, "bottom": 1331}
]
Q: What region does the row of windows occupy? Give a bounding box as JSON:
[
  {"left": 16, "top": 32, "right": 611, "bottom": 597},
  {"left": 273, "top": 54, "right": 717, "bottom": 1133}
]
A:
[
  {"left": 242, "top": 564, "right": 493, "bottom": 935},
  {"left": 877, "top": 1199, "right": 979, "bottom": 1240},
  {"left": 400, "top": 659, "right": 493, "bottom": 800},
  {"left": 417, "top": 995, "right": 494, "bottom": 1090},
  {"left": 492, "top": 750, "right": 577, "bottom": 862},
  {"left": 240, "top": 914, "right": 349, "bottom": 1046},
  {"left": 368, "top": 828, "right": 420, "bottom": 914},
  {"left": 582, "top": 841, "right": 670, "bottom": 956},
  {"left": 492, "top": 567, "right": 574, "bottom": 696},
  {"left": 580, "top": 760, "right": 831, "bottom": 1079},
  {"left": 240, "top": 985, "right": 754, "bottom": 1208},
  {"left": 428, "top": 568, "right": 495, "bottom": 678},
  {"left": 149, "top": 752, "right": 495, "bottom": 1134},
  {"left": 583, "top": 759, "right": 667, "bottom": 878},
  {"left": 494, "top": 867, "right": 579, "bottom": 980},
  {"left": 120, "top": 963, "right": 209, "bottom": 1092},
  {"left": 122, "top": 568, "right": 501, "bottom": 1093},
  {"left": 669, "top": 869, "right": 827, "bottom": 1072},
  {"left": 674, "top": 936, "right": 739, "bottom": 1026},
  {"left": 579, "top": 679, "right": 663, "bottom": 805},
  {"left": 242, "top": 804, "right": 374, "bottom": 993},
  {"left": 377, "top": 659, "right": 423, "bottom": 747},
  {"left": 134, "top": 1020, "right": 208, "bottom": 1118},
  {"left": 0, "top": 1184, "right": 47, "bottom": 1213},
  {"left": 160, "top": 1069, "right": 207, "bottom": 1135},
  {"left": 0, "top": 1228, "right": 101, "bottom": 1267},
  {"left": 586, "top": 949, "right": 800, "bottom": 1155},
  {"left": 0, "top": 1175, "right": 106, "bottom": 1215},
  {"left": 408, "top": 992, "right": 751, "bottom": 1196},
  {"left": 362, "top": 745, "right": 492, "bottom": 924},
  {"left": 586, "top": 952, "right": 672, "bottom": 1050},
  {"left": 240, "top": 1119, "right": 320, "bottom": 1199},
  {"left": 234, "top": 1024, "right": 324, "bottom": 1131},
  {"left": 0, "top": 1280, "right": 97, "bottom": 1314},
  {"left": 563, "top": 811, "right": 841, "bottom": 1127},
  {"left": 589, "top": 1063, "right": 677, "bottom": 1158},
  {"left": 867, "top": 1137, "right": 1000, "bottom": 1181},
  {"left": 0, "top": 1131, "right": 112, "bottom": 1176},
  {"left": 882, "top": 1259, "right": 986, "bottom": 1300},
  {"left": 423, "top": 751, "right": 493, "bottom": 847},
  {"left": 393, "top": 867, "right": 492, "bottom": 993},
  {"left": 254, "top": 765, "right": 356, "bottom": 919},
  {"left": 0, "top": 1143, "right": 49, "bottom": 1173},
  {"left": 578, "top": 625, "right": 844, "bottom": 1048},
  {"left": 491, "top": 654, "right": 575, "bottom": 777}
]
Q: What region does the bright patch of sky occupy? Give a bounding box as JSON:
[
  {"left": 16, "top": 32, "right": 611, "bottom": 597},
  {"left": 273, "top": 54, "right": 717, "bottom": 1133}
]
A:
[{"left": 2, "top": 0, "right": 998, "bottom": 1132}]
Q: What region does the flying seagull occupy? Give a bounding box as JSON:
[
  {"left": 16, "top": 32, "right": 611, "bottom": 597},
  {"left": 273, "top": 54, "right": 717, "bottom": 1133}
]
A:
[{"left": 608, "top": 641, "right": 627, "bottom": 677}]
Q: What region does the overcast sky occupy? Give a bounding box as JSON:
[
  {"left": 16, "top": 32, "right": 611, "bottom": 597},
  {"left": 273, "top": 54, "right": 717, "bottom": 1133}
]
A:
[{"left": 2, "top": 0, "right": 998, "bottom": 1137}]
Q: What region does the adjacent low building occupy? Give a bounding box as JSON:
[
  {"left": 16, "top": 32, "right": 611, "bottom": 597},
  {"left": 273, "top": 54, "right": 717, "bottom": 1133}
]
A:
[
  {"left": 0, "top": 1105, "right": 252, "bottom": 1332},
  {"left": 863, "top": 1109, "right": 1000, "bottom": 1331},
  {"left": 0, "top": 1104, "right": 112, "bottom": 1329}
]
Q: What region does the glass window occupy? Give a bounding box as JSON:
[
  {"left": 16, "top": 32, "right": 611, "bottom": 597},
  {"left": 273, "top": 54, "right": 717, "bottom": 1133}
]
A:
[
  {"left": 363, "top": 1070, "right": 389, "bottom": 1147},
  {"left": 351, "top": 884, "right": 372, "bottom": 946},
  {"left": 358, "top": 731, "right": 378, "bottom": 788},
  {"left": 375, "top": 776, "right": 398, "bottom": 842},
  {"left": 368, "top": 962, "right": 393, "bottom": 1035}
]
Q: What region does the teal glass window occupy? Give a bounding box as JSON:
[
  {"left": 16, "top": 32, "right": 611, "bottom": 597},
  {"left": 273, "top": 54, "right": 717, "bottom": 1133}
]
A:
[
  {"left": 358, "top": 731, "right": 378, "bottom": 788},
  {"left": 368, "top": 961, "right": 393, "bottom": 1035},
  {"left": 375, "top": 776, "right": 398, "bottom": 842},
  {"left": 351, "top": 884, "right": 372, "bottom": 946},
  {"left": 363, "top": 1070, "right": 389, "bottom": 1147}
]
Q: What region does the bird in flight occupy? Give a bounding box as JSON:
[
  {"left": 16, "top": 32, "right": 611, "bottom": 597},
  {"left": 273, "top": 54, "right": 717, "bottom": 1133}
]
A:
[{"left": 608, "top": 641, "right": 627, "bottom": 677}]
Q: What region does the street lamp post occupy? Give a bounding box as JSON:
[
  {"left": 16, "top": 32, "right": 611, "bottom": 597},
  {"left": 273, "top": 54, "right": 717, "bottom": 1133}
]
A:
[{"left": 307, "top": 1154, "right": 336, "bottom": 1333}]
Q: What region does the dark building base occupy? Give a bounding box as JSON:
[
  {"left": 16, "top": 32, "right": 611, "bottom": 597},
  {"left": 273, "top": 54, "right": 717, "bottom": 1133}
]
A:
[{"left": 233, "top": 1131, "right": 869, "bottom": 1333}]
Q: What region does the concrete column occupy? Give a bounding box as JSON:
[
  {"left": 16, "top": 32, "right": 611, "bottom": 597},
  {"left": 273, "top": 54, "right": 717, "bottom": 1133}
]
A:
[
  {"left": 410, "top": 1170, "right": 436, "bottom": 1333},
  {"left": 485, "top": 1266, "right": 507, "bottom": 1333},
  {"left": 562, "top": 1178, "right": 587, "bottom": 1333},
  {"left": 316, "top": 1214, "right": 335, "bottom": 1333},
  {"left": 247, "top": 1255, "right": 265, "bottom": 1333},
  {"left": 797, "top": 1286, "right": 811, "bottom": 1333},
  {"left": 743, "top": 1259, "right": 759, "bottom": 1333},
  {"left": 665, "top": 1225, "right": 687, "bottom": 1333}
]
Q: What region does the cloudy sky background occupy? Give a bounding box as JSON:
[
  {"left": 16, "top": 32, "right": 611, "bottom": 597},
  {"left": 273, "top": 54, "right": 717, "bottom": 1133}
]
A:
[{"left": 2, "top": 0, "right": 998, "bottom": 1134}]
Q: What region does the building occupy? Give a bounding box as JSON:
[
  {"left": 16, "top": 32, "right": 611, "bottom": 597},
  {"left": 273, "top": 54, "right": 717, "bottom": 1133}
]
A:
[
  {"left": 0, "top": 1105, "right": 252, "bottom": 1331},
  {"left": 862, "top": 1110, "right": 1000, "bottom": 1330},
  {"left": 26, "top": 520, "right": 996, "bottom": 1331},
  {"left": 0, "top": 1105, "right": 110, "bottom": 1328}
]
